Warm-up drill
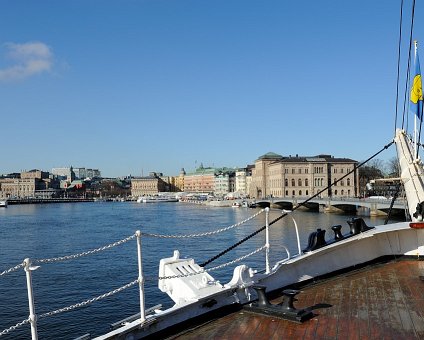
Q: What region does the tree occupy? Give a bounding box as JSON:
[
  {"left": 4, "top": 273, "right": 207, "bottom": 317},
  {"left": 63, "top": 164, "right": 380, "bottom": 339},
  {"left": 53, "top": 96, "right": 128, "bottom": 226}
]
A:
[
  {"left": 358, "top": 159, "right": 385, "bottom": 197},
  {"left": 386, "top": 157, "right": 400, "bottom": 177}
]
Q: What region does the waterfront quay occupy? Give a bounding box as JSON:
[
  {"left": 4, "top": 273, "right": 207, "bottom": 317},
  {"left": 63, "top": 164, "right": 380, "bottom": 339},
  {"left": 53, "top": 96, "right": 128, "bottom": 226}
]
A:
[{"left": 7, "top": 197, "right": 95, "bottom": 204}]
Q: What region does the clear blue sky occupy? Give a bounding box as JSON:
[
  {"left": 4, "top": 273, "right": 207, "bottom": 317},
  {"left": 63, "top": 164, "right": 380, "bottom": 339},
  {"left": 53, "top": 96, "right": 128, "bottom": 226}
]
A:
[{"left": 1, "top": 0, "right": 423, "bottom": 177}]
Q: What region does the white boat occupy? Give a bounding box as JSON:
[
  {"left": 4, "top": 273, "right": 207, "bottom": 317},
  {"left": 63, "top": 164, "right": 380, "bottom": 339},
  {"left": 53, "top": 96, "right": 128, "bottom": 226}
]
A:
[
  {"left": 137, "top": 196, "right": 178, "bottom": 203},
  {"left": 0, "top": 199, "right": 7, "bottom": 208},
  {"left": 97, "top": 13, "right": 424, "bottom": 340},
  {"left": 5, "top": 4, "right": 424, "bottom": 339}
]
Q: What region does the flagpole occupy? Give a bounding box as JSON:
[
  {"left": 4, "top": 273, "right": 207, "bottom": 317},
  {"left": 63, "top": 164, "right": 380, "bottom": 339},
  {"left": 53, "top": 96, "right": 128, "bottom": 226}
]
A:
[{"left": 414, "top": 40, "right": 419, "bottom": 159}]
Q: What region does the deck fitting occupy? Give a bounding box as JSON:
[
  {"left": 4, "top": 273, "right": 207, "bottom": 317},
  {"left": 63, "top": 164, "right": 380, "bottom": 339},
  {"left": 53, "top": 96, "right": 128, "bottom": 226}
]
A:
[{"left": 244, "top": 285, "right": 314, "bottom": 323}]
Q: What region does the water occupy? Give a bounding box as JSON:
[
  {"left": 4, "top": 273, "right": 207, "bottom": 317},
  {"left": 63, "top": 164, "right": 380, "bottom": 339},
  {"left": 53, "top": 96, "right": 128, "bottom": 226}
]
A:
[{"left": 0, "top": 202, "right": 393, "bottom": 339}]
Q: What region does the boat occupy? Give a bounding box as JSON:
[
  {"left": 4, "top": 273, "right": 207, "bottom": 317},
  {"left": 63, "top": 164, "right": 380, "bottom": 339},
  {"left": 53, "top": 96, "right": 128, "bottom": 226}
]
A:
[
  {"left": 95, "top": 4, "right": 424, "bottom": 338},
  {"left": 137, "top": 196, "right": 178, "bottom": 203},
  {"left": 4, "top": 2, "right": 424, "bottom": 339},
  {"left": 231, "top": 201, "right": 241, "bottom": 207},
  {"left": 0, "top": 199, "right": 7, "bottom": 208}
]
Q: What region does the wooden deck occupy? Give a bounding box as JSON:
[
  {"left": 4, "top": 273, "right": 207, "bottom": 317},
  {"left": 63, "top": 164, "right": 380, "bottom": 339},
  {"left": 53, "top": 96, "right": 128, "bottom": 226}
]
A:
[{"left": 168, "top": 259, "right": 424, "bottom": 339}]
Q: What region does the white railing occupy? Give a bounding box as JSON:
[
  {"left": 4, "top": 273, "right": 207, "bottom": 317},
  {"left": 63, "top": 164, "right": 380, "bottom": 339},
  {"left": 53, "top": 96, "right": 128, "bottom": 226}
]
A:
[{"left": 0, "top": 208, "right": 284, "bottom": 339}]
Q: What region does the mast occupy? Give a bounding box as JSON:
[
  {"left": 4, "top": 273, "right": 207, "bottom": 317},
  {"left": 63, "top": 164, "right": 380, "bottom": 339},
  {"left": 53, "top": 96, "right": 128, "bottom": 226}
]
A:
[{"left": 395, "top": 128, "right": 424, "bottom": 221}]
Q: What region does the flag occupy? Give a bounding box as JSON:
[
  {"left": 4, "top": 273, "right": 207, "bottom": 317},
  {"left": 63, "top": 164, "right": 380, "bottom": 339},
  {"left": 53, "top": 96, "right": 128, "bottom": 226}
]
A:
[{"left": 410, "top": 47, "right": 423, "bottom": 120}]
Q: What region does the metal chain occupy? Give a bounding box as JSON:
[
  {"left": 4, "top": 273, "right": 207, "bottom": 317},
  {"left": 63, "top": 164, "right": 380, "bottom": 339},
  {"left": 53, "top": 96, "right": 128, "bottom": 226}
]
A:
[
  {"left": 0, "top": 262, "right": 24, "bottom": 277},
  {"left": 34, "top": 234, "right": 137, "bottom": 264},
  {"left": 0, "top": 318, "right": 30, "bottom": 337},
  {"left": 39, "top": 279, "right": 138, "bottom": 319},
  {"left": 146, "top": 245, "right": 266, "bottom": 281},
  {"left": 142, "top": 209, "right": 265, "bottom": 239}
]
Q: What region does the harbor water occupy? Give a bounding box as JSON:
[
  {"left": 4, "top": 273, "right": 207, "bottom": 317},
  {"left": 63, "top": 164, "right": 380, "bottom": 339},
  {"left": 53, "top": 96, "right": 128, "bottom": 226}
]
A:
[{"left": 0, "top": 201, "right": 394, "bottom": 339}]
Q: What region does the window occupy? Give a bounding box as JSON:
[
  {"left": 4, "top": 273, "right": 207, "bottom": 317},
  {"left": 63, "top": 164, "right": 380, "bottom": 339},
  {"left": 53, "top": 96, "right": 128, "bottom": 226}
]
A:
[
  {"left": 306, "top": 190, "right": 309, "bottom": 195},
  {"left": 334, "top": 178, "right": 337, "bottom": 186},
  {"left": 299, "top": 190, "right": 302, "bottom": 195},
  {"left": 335, "top": 190, "right": 338, "bottom": 195},
  {"left": 292, "top": 169, "right": 295, "bottom": 174},
  {"left": 285, "top": 179, "right": 288, "bottom": 186},
  {"left": 285, "top": 190, "right": 288, "bottom": 196},
  {"left": 305, "top": 178, "right": 309, "bottom": 186},
  {"left": 298, "top": 179, "right": 302, "bottom": 186},
  {"left": 292, "top": 190, "right": 295, "bottom": 196},
  {"left": 347, "top": 178, "right": 351, "bottom": 186},
  {"left": 291, "top": 179, "right": 295, "bottom": 187}
]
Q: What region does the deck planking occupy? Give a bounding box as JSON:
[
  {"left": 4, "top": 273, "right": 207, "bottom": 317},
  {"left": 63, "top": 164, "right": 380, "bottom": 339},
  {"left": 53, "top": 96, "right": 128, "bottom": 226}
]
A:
[{"left": 168, "top": 259, "right": 424, "bottom": 339}]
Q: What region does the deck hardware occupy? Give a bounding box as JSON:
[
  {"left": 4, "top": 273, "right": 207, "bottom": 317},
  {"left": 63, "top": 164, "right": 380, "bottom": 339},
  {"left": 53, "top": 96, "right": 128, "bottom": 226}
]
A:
[
  {"left": 348, "top": 217, "right": 373, "bottom": 234},
  {"left": 303, "top": 228, "right": 326, "bottom": 252},
  {"left": 331, "top": 225, "right": 344, "bottom": 240},
  {"left": 244, "top": 285, "right": 314, "bottom": 323}
]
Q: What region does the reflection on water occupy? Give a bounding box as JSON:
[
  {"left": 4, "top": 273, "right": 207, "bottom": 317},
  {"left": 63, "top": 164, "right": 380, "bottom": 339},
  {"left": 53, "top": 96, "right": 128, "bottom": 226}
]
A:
[{"left": 0, "top": 202, "right": 396, "bottom": 339}]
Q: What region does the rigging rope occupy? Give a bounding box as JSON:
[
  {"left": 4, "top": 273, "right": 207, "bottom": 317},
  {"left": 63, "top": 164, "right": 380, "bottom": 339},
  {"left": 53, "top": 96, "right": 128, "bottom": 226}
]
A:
[
  {"left": 200, "top": 141, "right": 394, "bottom": 268},
  {"left": 395, "top": 0, "right": 404, "bottom": 133},
  {"left": 401, "top": 0, "right": 416, "bottom": 131}
]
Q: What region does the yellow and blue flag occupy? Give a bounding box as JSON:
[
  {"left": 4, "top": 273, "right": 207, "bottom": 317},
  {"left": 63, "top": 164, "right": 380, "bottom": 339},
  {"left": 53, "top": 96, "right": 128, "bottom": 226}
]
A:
[{"left": 410, "top": 49, "right": 423, "bottom": 120}]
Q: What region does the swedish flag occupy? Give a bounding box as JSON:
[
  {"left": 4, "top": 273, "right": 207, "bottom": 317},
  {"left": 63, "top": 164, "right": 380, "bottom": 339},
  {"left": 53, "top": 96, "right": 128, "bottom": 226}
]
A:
[{"left": 410, "top": 46, "right": 423, "bottom": 120}]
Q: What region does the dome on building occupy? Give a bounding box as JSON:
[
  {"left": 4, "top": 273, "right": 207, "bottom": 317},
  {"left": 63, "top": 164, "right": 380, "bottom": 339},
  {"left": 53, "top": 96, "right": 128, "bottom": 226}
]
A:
[{"left": 257, "top": 152, "right": 283, "bottom": 160}]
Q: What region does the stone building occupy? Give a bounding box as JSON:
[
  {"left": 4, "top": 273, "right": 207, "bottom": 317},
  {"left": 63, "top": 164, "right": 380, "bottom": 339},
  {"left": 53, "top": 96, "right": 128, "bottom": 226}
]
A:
[
  {"left": 249, "top": 152, "right": 358, "bottom": 199},
  {"left": 131, "top": 172, "right": 170, "bottom": 197},
  {"left": 0, "top": 169, "right": 59, "bottom": 198}
]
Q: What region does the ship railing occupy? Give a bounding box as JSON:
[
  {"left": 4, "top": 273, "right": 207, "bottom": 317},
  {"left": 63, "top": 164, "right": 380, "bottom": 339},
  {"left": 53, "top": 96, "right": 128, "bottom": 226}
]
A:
[{"left": 0, "top": 207, "right": 302, "bottom": 339}]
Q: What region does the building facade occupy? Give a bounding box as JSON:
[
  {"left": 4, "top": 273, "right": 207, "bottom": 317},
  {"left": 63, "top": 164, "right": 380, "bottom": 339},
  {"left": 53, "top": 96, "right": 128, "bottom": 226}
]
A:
[{"left": 249, "top": 152, "right": 358, "bottom": 199}]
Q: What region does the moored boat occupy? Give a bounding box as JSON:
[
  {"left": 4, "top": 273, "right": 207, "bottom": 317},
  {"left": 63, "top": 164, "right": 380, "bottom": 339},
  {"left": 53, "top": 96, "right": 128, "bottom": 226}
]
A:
[
  {"left": 0, "top": 200, "right": 7, "bottom": 208},
  {"left": 137, "top": 196, "right": 178, "bottom": 203}
]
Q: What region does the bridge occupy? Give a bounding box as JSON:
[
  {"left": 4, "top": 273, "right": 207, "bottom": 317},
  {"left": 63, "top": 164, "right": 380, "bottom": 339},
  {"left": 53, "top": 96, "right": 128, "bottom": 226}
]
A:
[{"left": 254, "top": 197, "right": 408, "bottom": 217}]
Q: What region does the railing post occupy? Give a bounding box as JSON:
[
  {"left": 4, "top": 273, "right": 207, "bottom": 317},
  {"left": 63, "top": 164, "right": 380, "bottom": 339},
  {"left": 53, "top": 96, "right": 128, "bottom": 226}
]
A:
[
  {"left": 24, "top": 258, "right": 39, "bottom": 340},
  {"left": 265, "top": 207, "right": 270, "bottom": 274},
  {"left": 136, "top": 230, "right": 146, "bottom": 323}
]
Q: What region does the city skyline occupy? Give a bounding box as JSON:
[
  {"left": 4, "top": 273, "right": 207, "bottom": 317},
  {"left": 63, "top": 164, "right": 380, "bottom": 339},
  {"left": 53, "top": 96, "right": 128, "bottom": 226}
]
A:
[{"left": 1, "top": 1, "right": 423, "bottom": 177}]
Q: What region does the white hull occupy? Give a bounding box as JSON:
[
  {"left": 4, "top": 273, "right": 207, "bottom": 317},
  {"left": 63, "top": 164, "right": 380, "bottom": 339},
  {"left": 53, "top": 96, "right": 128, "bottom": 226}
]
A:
[
  {"left": 0, "top": 200, "right": 8, "bottom": 208},
  {"left": 137, "top": 197, "right": 178, "bottom": 203},
  {"left": 97, "top": 220, "right": 422, "bottom": 339},
  {"left": 97, "top": 129, "right": 424, "bottom": 339}
]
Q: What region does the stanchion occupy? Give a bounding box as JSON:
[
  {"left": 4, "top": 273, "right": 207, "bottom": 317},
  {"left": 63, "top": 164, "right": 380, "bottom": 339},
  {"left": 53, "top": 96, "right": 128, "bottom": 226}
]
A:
[
  {"left": 24, "top": 258, "right": 39, "bottom": 340},
  {"left": 136, "top": 231, "right": 146, "bottom": 323}
]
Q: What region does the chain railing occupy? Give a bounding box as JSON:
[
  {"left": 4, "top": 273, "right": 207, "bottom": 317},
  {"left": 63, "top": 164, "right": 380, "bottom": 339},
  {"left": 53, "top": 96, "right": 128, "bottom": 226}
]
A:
[
  {"left": 141, "top": 208, "right": 265, "bottom": 238},
  {"left": 0, "top": 262, "right": 24, "bottom": 277},
  {"left": 1, "top": 209, "right": 271, "bottom": 339},
  {"left": 34, "top": 234, "right": 137, "bottom": 264},
  {"left": 0, "top": 318, "right": 30, "bottom": 337},
  {"left": 38, "top": 280, "right": 138, "bottom": 319}
]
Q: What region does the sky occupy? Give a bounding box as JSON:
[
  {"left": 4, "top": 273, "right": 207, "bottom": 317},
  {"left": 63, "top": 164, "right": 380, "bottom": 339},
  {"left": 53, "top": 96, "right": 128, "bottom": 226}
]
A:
[{"left": 1, "top": 0, "right": 423, "bottom": 178}]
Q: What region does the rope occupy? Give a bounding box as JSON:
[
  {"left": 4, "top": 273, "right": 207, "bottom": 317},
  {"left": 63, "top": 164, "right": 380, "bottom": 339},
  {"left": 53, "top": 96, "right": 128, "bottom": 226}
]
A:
[
  {"left": 34, "top": 234, "right": 136, "bottom": 264},
  {"left": 384, "top": 183, "right": 401, "bottom": 225},
  {"left": 0, "top": 262, "right": 24, "bottom": 277},
  {"left": 38, "top": 280, "right": 138, "bottom": 319},
  {"left": 394, "top": 0, "right": 404, "bottom": 133},
  {"left": 200, "top": 141, "right": 394, "bottom": 267},
  {"left": 401, "top": 0, "right": 416, "bottom": 131},
  {"left": 142, "top": 209, "right": 264, "bottom": 238},
  {"left": 0, "top": 318, "right": 30, "bottom": 337}
]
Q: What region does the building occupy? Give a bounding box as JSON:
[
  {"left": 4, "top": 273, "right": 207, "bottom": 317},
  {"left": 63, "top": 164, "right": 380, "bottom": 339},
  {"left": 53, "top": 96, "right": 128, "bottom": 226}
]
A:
[
  {"left": 183, "top": 165, "right": 215, "bottom": 194},
  {"left": 131, "top": 172, "right": 170, "bottom": 197},
  {"left": 0, "top": 169, "right": 60, "bottom": 198},
  {"left": 249, "top": 152, "right": 358, "bottom": 199}
]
